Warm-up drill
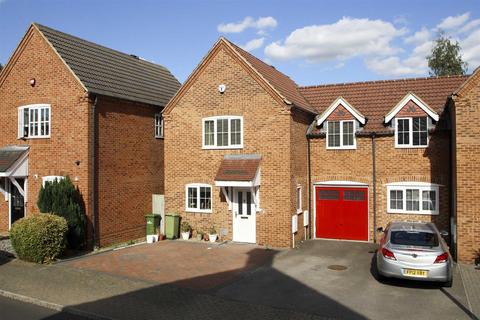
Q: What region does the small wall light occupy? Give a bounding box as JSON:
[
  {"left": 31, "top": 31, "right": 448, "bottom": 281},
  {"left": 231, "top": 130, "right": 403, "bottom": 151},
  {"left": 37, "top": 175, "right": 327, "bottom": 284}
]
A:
[
  {"left": 29, "top": 78, "right": 36, "bottom": 87},
  {"left": 74, "top": 160, "right": 81, "bottom": 166},
  {"left": 218, "top": 84, "right": 226, "bottom": 94}
]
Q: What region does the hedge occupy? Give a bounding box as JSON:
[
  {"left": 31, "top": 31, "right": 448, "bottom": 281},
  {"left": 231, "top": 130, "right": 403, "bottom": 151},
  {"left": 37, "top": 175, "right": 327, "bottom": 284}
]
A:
[{"left": 10, "top": 214, "right": 68, "bottom": 263}]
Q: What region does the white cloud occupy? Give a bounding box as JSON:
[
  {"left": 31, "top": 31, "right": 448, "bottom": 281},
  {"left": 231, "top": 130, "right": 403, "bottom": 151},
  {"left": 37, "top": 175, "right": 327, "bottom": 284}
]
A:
[
  {"left": 460, "top": 28, "right": 480, "bottom": 68},
  {"left": 437, "top": 12, "right": 470, "bottom": 30},
  {"left": 217, "top": 16, "right": 277, "bottom": 34},
  {"left": 240, "top": 38, "right": 265, "bottom": 51},
  {"left": 404, "top": 27, "right": 431, "bottom": 45},
  {"left": 264, "top": 17, "right": 405, "bottom": 63},
  {"left": 459, "top": 19, "right": 480, "bottom": 34}
]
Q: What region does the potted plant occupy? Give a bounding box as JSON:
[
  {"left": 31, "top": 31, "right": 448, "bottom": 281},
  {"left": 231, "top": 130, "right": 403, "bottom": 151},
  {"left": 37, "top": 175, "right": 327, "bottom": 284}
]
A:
[
  {"left": 196, "top": 229, "right": 203, "bottom": 241},
  {"left": 208, "top": 225, "right": 217, "bottom": 243},
  {"left": 180, "top": 221, "right": 191, "bottom": 240}
]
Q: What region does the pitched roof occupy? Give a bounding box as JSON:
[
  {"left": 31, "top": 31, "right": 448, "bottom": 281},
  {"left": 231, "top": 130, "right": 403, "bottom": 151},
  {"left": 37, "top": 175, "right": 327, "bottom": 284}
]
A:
[
  {"left": 215, "top": 155, "right": 261, "bottom": 182},
  {"left": 299, "top": 75, "right": 468, "bottom": 133},
  {"left": 34, "top": 23, "right": 180, "bottom": 107},
  {"left": 0, "top": 146, "right": 29, "bottom": 173},
  {"left": 225, "top": 40, "right": 316, "bottom": 114}
]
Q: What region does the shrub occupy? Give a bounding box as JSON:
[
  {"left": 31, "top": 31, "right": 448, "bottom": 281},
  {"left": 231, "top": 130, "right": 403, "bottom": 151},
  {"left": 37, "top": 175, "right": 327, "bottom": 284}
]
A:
[
  {"left": 180, "top": 221, "right": 191, "bottom": 232},
  {"left": 37, "top": 177, "right": 86, "bottom": 249},
  {"left": 10, "top": 214, "right": 67, "bottom": 263}
]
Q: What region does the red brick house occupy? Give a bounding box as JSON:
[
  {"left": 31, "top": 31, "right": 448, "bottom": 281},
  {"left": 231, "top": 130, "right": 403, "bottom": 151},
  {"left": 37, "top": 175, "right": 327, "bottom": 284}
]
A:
[
  {"left": 164, "top": 37, "right": 478, "bottom": 263},
  {"left": 0, "top": 23, "right": 180, "bottom": 247}
]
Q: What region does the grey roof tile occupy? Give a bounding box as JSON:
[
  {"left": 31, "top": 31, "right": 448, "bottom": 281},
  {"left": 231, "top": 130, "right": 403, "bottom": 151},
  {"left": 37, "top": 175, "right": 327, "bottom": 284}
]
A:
[{"left": 35, "top": 23, "right": 181, "bottom": 106}]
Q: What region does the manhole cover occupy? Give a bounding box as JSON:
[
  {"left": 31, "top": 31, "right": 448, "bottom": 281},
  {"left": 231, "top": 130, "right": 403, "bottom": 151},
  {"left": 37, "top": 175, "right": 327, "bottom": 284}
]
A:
[{"left": 327, "top": 264, "right": 348, "bottom": 271}]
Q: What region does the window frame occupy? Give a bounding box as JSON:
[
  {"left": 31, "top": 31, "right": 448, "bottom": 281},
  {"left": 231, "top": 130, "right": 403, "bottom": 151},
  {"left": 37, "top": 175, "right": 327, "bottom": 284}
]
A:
[
  {"left": 18, "top": 104, "right": 51, "bottom": 139},
  {"left": 387, "top": 183, "right": 439, "bottom": 215},
  {"left": 326, "top": 120, "right": 356, "bottom": 150},
  {"left": 394, "top": 117, "right": 429, "bottom": 148},
  {"left": 155, "top": 113, "right": 164, "bottom": 138},
  {"left": 202, "top": 116, "right": 243, "bottom": 150},
  {"left": 185, "top": 183, "right": 213, "bottom": 213},
  {"left": 296, "top": 185, "right": 302, "bottom": 214}
]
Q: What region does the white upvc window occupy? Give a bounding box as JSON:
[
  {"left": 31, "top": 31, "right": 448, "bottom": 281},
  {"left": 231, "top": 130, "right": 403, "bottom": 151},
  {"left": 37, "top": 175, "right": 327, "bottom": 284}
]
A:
[
  {"left": 326, "top": 120, "right": 356, "bottom": 149},
  {"left": 387, "top": 183, "right": 439, "bottom": 215},
  {"left": 185, "top": 183, "right": 212, "bottom": 213},
  {"left": 395, "top": 117, "right": 428, "bottom": 148},
  {"left": 42, "top": 176, "right": 65, "bottom": 187},
  {"left": 155, "top": 113, "right": 164, "bottom": 138},
  {"left": 296, "top": 185, "right": 302, "bottom": 214},
  {"left": 18, "top": 104, "right": 51, "bottom": 139},
  {"left": 202, "top": 116, "right": 243, "bottom": 149}
]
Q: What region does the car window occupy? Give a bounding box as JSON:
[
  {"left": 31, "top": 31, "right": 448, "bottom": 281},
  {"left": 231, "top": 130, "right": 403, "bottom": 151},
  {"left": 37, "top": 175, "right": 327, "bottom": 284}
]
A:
[{"left": 390, "top": 231, "right": 439, "bottom": 247}]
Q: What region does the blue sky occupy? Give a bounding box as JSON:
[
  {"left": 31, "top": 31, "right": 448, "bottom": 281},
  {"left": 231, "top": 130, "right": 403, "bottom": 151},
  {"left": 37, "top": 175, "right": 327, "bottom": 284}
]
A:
[{"left": 0, "top": 0, "right": 479, "bottom": 86}]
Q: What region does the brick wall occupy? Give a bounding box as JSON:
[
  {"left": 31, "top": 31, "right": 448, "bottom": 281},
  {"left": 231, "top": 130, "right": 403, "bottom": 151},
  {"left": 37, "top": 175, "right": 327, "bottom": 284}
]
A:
[
  {"left": 96, "top": 96, "right": 164, "bottom": 246},
  {"left": 290, "top": 109, "right": 314, "bottom": 244},
  {"left": 164, "top": 43, "right": 295, "bottom": 248},
  {"left": 310, "top": 120, "right": 451, "bottom": 242},
  {"left": 0, "top": 27, "right": 91, "bottom": 233},
  {"left": 453, "top": 71, "right": 480, "bottom": 263}
]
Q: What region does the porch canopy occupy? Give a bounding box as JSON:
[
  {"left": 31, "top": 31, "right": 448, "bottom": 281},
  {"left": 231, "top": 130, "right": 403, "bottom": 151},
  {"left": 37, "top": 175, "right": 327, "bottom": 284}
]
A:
[
  {"left": 214, "top": 154, "right": 261, "bottom": 210},
  {"left": 0, "top": 145, "right": 29, "bottom": 201}
]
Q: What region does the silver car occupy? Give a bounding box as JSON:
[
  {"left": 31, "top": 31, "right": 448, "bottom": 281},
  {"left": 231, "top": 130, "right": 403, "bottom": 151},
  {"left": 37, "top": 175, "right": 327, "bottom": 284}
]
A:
[{"left": 376, "top": 221, "right": 453, "bottom": 287}]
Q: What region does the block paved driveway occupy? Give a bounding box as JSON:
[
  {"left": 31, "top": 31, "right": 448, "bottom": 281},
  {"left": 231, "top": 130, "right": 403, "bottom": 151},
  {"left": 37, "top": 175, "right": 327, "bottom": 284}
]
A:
[
  {"left": 64, "top": 241, "right": 277, "bottom": 290},
  {"left": 63, "top": 240, "right": 474, "bottom": 319}
]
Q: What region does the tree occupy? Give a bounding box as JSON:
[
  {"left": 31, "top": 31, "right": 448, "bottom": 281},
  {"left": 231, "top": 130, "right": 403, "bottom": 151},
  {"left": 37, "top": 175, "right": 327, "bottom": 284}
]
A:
[
  {"left": 0, "top": 63, "right": 3, "bottom": 71},
  {"left": 37, "top": 176, "right": 86, "bottom": 249},
  {"left": 427, "top": 32, "right": 468, "bottom": 76}
]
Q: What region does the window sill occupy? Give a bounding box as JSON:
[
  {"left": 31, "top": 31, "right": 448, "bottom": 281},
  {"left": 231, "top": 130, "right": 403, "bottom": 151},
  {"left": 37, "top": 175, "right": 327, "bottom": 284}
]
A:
[
  {"left": 326, "top": 146, "right": 356, "bottom": 150},
  {"left": 394, "top": 145, "right": 428, "bottom": 149},
  {"left": 155, "top": 136, "right": 164, "bottom": 139},
  {"left": 186, "top": 208, "right": 212, "bottom": 214},
  {"left": 18, "top": 136, "right": 51, "bottom": 140},
  {"left": 387, "top": 210, "right": 439, "bottom": 215},
  {"left": 296, "top": 209, "right": 303, "bottom": 215},
  {"left": 202, "top": 146, "right": 243, "bottom": 150}
]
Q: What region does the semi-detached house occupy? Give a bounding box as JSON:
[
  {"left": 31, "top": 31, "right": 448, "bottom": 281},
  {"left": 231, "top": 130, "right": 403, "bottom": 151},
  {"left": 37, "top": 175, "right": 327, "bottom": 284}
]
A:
[{"left": 164, "top": 37, "right": 478, "bottom": 263}]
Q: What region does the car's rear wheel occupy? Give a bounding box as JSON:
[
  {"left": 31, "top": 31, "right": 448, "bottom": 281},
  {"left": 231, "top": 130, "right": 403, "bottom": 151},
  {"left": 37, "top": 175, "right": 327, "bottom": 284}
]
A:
[{"left": 443, "top": 278, "right": 453, "bottom": 288}]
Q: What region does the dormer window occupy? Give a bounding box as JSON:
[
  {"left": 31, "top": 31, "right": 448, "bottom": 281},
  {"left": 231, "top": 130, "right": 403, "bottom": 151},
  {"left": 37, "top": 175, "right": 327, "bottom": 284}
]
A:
[
  {"left": 395, "top": 117, "right": 428, "bottom": 147},
  {"left": 385, "top": 93, "right": 438, "bottom": 149},
  {"left": 317, "top": 97, "right": 365, "bottom": 150},
  {"left": 327, "top": 120, "right": 355, "bottom": 149}
]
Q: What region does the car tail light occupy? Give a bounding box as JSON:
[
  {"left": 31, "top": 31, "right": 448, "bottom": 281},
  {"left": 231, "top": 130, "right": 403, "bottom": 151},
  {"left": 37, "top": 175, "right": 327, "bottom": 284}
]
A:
[
  {"left": 434, "top": 252, "right": 449, "bottom": 264},
  {"left": 381, "top": 247, "right": 396, "bottom": 260}
]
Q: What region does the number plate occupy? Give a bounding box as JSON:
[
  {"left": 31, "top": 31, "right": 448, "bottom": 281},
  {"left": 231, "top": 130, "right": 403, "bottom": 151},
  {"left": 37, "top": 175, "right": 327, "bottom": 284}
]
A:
[{"left": 404, "top": 269, "right": 428, "bottom": 277}]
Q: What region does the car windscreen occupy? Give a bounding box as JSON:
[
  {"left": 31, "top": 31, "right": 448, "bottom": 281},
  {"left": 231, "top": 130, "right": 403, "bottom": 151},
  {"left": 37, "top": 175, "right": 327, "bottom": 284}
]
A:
[{"left": 390, "top": 230, "right": 439, "bottom": 247}]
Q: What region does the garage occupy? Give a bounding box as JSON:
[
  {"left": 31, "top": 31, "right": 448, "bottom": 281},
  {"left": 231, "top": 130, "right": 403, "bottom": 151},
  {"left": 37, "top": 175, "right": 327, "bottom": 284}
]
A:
[{"left": 315, "top": 184, "right": 368, "bottom": 241}]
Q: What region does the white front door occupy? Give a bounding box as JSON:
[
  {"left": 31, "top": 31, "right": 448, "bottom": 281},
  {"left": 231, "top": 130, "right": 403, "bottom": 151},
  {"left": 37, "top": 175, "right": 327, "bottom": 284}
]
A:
[{"left": 233, "top": 188, "right": 256, "bottom": 243}]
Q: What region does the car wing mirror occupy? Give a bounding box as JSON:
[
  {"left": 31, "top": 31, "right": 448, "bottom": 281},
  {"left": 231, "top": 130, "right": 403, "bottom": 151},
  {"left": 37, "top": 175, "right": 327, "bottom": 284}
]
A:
[{"left": 440, "top": 230, "right": 449, "bottom": 237}]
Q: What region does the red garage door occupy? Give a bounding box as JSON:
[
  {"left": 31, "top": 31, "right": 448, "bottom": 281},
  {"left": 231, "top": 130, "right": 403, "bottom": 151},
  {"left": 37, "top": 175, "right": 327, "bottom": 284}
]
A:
[{"left": 315, "top": 186, "right": 368, "bottom": 241}]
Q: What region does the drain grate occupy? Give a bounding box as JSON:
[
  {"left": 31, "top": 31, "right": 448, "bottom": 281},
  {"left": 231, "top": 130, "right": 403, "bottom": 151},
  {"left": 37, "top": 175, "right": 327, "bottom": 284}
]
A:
[{"left": 327, "top": 264, "right": 348, "bottom": 271}]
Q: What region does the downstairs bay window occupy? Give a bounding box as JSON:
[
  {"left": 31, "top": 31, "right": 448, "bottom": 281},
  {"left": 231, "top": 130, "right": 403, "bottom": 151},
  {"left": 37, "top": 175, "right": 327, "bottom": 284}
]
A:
[
  {"left": 387, "top": 183, "right": 439, "bottom": 215},
  {"left": 185, "top": 184, "right": 212, "bottom": 213}
]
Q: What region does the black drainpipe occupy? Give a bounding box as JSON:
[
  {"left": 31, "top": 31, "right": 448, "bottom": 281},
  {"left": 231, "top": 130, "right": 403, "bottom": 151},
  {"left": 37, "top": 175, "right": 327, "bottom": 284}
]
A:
[
  {"left": 307, "top": 136, "right": 312, "bottom": 239},
  {"left": 371, "top": 132, "right": 377, "bottom": 242},
  {"left": 91, "top": 95, "right": 98, "bottom": 249}
]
